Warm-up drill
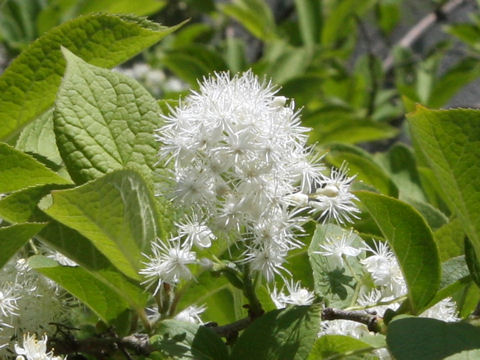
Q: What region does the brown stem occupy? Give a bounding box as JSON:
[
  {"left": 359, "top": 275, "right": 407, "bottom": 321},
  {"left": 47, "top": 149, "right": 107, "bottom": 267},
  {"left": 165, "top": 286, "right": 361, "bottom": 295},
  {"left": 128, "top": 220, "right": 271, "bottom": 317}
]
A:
[
  {"left": 382, "top": 0, "right": 468, "bottom": 72},
  {"left": 322, "top": 307, "right": 385, "bottom": 333}
]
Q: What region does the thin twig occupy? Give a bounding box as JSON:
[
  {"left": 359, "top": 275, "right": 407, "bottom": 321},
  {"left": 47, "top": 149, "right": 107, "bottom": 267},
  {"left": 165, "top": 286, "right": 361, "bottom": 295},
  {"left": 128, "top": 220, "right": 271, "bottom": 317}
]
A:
[
  {"left": 322, "top": 307, "right": 385, "bottom": 333},
  {"left": 382, "top": 0, "right": 468, "bottom": 72}
]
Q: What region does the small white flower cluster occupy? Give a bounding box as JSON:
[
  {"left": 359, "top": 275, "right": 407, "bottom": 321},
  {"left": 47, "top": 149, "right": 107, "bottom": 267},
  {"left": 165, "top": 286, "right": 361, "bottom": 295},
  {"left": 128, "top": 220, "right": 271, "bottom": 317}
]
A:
[
  {"left": 0, "top": 257, "right": 69, "bottom": 355},
  {"left": 116, "top": 63, "right": 186, "bottom": 97},
  {"left": 146, "top": 70, "right": 360, "bottom": 289},
  {"left": 271, "top": 280, "right": 315, "bottom": 308},
  {"left": 15, "top": 333, "right": 64, "bottom": 360},
  {"left": 316, "top": 236, "right": 458, "bottom": 341}
]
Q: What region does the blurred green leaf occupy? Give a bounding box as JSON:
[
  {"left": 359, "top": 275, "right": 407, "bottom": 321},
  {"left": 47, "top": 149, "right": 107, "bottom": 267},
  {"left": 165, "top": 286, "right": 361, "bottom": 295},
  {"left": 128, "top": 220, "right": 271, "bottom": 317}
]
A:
[
  {"left": 387, "top": 318, "right": 480, "bottom": 360},
  {"left": 356, "top": 191, "right": 440, "bottom": 313},
  {"left": 220, "top": 0, "right": 276, "bottom": 41},
  {"left": 465, "top": 237, "right": 480, "bottom": 289},
  {"left": 231, "top": 305, "right": 321, "bottom": 360},
  {"left": 326, "top": 143, "right": 398, "bottom": 197},
  {"left": 305, "top": 109, "right": 398, "bottom": 144},
  {"left": 294, "top": 0, "right": 321, "bottom": 48}
]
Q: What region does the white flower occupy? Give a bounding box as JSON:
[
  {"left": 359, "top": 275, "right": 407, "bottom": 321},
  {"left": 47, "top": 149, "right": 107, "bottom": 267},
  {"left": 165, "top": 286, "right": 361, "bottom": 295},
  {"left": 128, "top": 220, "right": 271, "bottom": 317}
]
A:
[
  {"left": 309, "top": 163, "right": 360, "bottom": 224},
  {"left": 0, "top": 282, "right": 20, "bottom": 318},
  {"left": 15, "top": 333, "right": 63, "bottom": 360},
  {"left": 313, "top": 230, "right": 361, "bottom": 265},
  {"left": 140, "top": 239, "right": 197, "bottom": 295},
  {"left": 174, "top": 305, "right": 206, "bottom": 324},
  {"left": 320, "top": 319, "right": 367, "bottom": 339},
  {"left": 361, "top": 241, "right": 406, "bottom": 297},
  {"left": 157, "top": 70, "right": 325, "bottom": 277},
  {"left": 175, "top": 215, "right": 216, "bottom": 248},
  {"left": 244, "top": 243, "right": 290, "bottom": 282},
  {"left": 421, "top": 298, "right": 458, "bottom": 322},
  {"left": 271, "top": 280, "right": 314, "bottom": 308}
]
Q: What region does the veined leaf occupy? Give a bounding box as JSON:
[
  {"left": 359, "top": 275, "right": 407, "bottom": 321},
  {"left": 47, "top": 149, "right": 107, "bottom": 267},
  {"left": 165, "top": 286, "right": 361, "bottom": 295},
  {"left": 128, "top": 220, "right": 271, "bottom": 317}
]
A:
[
  {"left": 54, "top": 48, "right": 163, "bottom": 184},
  {"left": 231, "top": 305, "right": 322, "bottom": 360},
  {"left": 39, "top": 170, "right": 159, "bottom": 280},
  {"left": 0, "top": 142, "right": 71, "bottom": 193},
  {"left": 356, "top": 191, "right": 440, "bottom": 313},
  {"left": 0, "top": 13, "right": 182, "bottom": 141},
  {"left": 29, "top": 255, "right": 130, "bottom": 324},
  {"left": 408, "top": 107, "right": 480, "bottom": 270}
]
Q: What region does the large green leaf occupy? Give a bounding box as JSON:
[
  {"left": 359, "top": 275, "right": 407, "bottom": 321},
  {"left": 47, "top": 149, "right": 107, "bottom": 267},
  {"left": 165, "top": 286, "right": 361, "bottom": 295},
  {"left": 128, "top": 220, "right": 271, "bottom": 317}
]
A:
[
  {"left": 150, "top": 320, "right": 229, "bottom": 360},
  {"left": 308, "top": 224, "right": 365, "bottom": 308},
  {"left": 356, "top": 191, "right": 440, "bottom": 313},
  {"left": 29, "top": 255, "right": 130, "bottom": 324},
  {"left": 38, "top": 222, "right": 149, "bottom": 310},
  {"left": 54, "top": 49, "right": 163, "bottom": 184},
  {"left": 39, "top": 170, "right": 159, "bottom": 280},
  {"left": 0, "top": 13, "right": 182, "bottom": 141},
  {"left": 387, "top": 317, "right": 480, "bottom": 360},
  {"left": 0, "top": 223, "right": 46, "bottom": 268},
  {"left": 0, "top": 143, "right": 71, "bottom": 193},
  {"left": 231, "top": 305, "right": 321, "bottom": 360},
  {"left": 408, "top": 107, "right": 480, "bottom": 270}
]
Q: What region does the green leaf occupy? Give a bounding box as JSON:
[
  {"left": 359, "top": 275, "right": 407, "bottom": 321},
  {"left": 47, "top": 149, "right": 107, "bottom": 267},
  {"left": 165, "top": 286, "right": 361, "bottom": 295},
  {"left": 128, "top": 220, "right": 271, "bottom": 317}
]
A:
[
  {"left": 294, "top": 0, "right": 322, "bottom": 47},
  {"left": 39, "top": 170, "right": 159, "bottom": 280},
  {"left": 307, "top": 335, "right": 380, "bottom": 360},
  {"left": 465, "top": 237, "right": 480, "bottom": 288},
  {"left": 54, "top": 48, "right": 163, "bottom": 184},
  {"left": 150, "top": 320, "right": 229, "bottom": 360},
  {"left": 387, "top": 317, "right": 480, "bottom": 360},
  {"left": 0, "top": 223, "right": 46, "bottom": 268},
  {"left": 16, "top": 109, "right": 62, "bottom": 167},
  {"left": 77, "top": 0, "right": 166, "bottom": 16},
  {"left": 0, "top": 184, "right": 61, "bottom": 223},
  {"left": 325, "top": 143, "right": 398, "bottom": 197},
  {"left": 38, "top": 221, "right": 149, "bottom": 310},
  {"left": 304, "top": 110, "right": 398, "bottom": 144},
  {"left": 445, "top": 350, "right": 480, "bottom": 360},
  {"left": 231, "top": 305, "right": 321, "bottom": 360},
  {"left": 0, "top": 142, "right": 71, "bottom": 193},
  {"left": 0, "top": 13, "right": 182, "bottom": 141},
  {"left": 375, "top": 143, "right": 427, "bottom": 202},
  {"left": 308, "top": 224, "right": 364, "bottom": 307},
  {"left": 29, "top": 255, "right": 130, "bottom": 323},
  {"left": 408, "top": 107, "right": 480, "bottom": 272},
  {"left": 356, "top": 191, "right": 440, "bottom": 313},
  {"left": 435, "top": 218, "right": 465, "bottom": 261},
  {"left": 429, "top": 256, "right": 470, "bottom": 306},
  {"left": 220, "top": 0, "right": 276, "bottom": 41}
]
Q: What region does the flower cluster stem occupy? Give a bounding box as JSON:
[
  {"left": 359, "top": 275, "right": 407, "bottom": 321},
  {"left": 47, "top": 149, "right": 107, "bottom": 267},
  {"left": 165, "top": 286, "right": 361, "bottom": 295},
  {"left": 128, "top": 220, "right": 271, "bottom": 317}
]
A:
[{"left": 242, "top": 265, "right": 263, "bottom": 319}]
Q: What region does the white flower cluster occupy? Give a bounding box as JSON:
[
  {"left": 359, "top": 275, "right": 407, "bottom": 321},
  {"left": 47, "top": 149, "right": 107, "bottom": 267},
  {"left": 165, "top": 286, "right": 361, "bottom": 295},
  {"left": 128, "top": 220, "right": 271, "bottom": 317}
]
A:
[
  {"left": 116, "top": 63, "right": 186, "bottom": 97},
  {"left": 316, "top": 236, "right": 458, "bottom": 342},
  {"left": 0, "top": 257, "right": 69, "bottom": 355},
  {"left": 15, "top": 334, "right": 64, "bottom": 360},
  {"left": 144, "top": 70, "right": 360, "bottom": 290}
]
